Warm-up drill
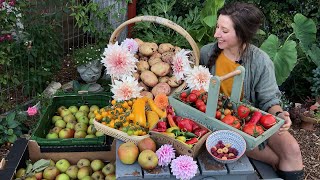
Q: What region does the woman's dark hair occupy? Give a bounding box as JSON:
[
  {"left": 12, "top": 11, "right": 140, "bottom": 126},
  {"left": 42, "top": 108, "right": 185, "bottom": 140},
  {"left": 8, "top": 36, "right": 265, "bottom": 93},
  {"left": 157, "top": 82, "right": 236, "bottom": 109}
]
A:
[{"left": 207, "top": 2, "right": 264, "bottom": 69}]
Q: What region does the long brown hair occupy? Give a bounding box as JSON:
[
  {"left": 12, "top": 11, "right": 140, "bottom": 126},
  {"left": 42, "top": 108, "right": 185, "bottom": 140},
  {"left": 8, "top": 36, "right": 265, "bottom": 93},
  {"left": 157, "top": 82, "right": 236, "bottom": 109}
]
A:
[{"left": 207, "top": 2, "right": 264, "bottom": 69}]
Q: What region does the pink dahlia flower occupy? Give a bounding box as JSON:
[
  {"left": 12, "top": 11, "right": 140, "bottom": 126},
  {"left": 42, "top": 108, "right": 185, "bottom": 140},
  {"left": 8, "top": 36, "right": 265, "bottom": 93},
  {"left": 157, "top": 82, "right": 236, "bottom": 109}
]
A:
[
  {"left": 185, "top": 65, "right": 212, "bottom": 92},
  {"left": 156, "top": 144, "right": 175, "bottom": 166},
  {"left": 171, "top": 155, "right": 198, "bottom": 180},
  {"left": 171, "top": 49, "right": 192, "bottom": 80},
  {"left": 121, "top": 38, "right": 139, "bottom": 54},
  {"left": 111, "top": 76, "right": 143, "bottom": 101},
  {"left": 27, "top": 107, "right": 37, "bottom": 116}
]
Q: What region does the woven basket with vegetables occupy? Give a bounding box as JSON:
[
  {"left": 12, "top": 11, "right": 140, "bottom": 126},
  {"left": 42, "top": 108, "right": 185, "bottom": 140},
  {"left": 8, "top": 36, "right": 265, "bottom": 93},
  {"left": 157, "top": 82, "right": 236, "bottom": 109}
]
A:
[{"left": 108, "top": 16, "right": 200, "bottom": 99}]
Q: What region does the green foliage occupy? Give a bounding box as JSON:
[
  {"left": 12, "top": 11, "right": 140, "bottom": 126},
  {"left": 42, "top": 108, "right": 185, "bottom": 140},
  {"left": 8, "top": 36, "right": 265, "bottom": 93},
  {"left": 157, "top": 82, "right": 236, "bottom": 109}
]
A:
[
  {"left": 0, "top": 112, "right": 23, "bottom": 145},
  {"left": 310, "top": 67, "right": 320, "bottom": 98},
  {"left": 72, "top": 44, "right": 103, "bottom": 67}
]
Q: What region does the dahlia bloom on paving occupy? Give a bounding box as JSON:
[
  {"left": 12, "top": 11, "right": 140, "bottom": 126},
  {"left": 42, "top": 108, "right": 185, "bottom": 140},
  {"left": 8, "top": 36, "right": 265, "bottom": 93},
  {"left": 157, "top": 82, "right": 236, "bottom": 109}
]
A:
[
  {"left": 111, "top": 76, "right": 143, "bottom": 101},
  {"left": 184, "top": 65, "right": 212, "bottom": 92},
  {"left": 171, "top": 49, "right": 193, "bottom": 80},
  {"left": 156, "top": 144, "right": 175, "bottom": 166},
  {"left": 27, "top": 106, "right": 37, "bottom": 116},
  {"left": 121, "top": 38, "right": 139, "bottom": 54},
  {"left": 101, "top": 42, "right": 138, "bottom": 79},
  {"left": 171, "top": 155, "right": 198, "bottom": 180}
]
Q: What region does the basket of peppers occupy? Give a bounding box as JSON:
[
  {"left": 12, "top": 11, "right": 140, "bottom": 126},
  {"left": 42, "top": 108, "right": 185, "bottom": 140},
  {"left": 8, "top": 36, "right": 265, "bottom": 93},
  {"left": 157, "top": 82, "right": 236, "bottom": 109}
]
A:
[{"left": 149, "top": 105, "right": 212, "bottom": 158}]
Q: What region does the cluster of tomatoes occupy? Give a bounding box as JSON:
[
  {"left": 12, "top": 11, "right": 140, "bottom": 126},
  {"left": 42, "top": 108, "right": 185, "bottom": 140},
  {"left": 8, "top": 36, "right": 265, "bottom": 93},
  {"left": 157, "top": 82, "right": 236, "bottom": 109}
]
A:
[{"left": 179, "top": 89, "right": 208, "bottom": 113}]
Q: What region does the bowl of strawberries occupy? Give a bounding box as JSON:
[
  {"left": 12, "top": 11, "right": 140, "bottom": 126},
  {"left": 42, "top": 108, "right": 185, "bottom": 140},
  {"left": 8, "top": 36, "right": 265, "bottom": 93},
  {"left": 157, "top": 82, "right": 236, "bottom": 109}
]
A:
[{"left": 206, "top": 130, "right": 246, "bottom": 164}]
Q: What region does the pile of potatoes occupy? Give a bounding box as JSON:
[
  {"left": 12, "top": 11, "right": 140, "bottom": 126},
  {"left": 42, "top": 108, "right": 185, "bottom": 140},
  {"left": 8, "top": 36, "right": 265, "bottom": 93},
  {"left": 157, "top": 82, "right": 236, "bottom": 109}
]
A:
[{"left": 133, "top": 38, "right": 192, "bottom": 99}]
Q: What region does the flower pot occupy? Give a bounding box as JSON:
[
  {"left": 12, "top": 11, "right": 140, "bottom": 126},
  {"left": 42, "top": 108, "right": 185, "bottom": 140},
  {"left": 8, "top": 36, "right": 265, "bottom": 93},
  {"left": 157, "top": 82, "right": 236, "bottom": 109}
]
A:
[
  {"left": 299, "top": 112, "right": 320, "bottom": 131},
  {"left": 77, "top": 60, "right": 103, "bottom": 92}
]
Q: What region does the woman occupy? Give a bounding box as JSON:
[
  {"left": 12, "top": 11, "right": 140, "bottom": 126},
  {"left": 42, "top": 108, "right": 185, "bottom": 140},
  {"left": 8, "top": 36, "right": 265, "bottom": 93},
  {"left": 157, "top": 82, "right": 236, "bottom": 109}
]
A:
[{"left": 200, "top": 2, "right": 304, "bottom": 179}]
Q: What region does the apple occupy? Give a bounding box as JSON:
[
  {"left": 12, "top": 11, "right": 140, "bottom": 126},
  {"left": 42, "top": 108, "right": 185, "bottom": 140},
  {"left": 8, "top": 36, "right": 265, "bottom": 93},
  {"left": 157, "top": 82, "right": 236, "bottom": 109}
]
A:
[
  {"left": 77, "top": 158, "right": 91, "bottom": 168},
  {"left": 85, "top": 134, "right": 96, "bottom": 138},
  {"left": 102, "top": 163, "right": 115, "bottom": 176},
  {"left": 59, "top": 128, "right": 75, "bottom": 138},
  {"left": 75, "top": 111, "right": 87, "bottom": 120},
  {"left": 57, "top": 106, "right": 66, "bottom": 114},
  {"left": 15, "top": 168, "right": 26, "bottom": 178},
  {"left": 87, "top": 125, "right": 97, "bottom": 135},
  {"left": 68, "top": 105, "right": 79, "bottom": 114},
  {"left": 63, "top": 114, "right": 76, "bottom": 123},
  {"left": 25, "top": 176, "right": 37, "bottom": 180},
  {"left": 79, "top": 105, "right": 90, "bottom": 113},
  {"left": 137, "top": 137, "right": 157, "bottom": 152},
  {"left": 56, "top": 173, "right": 70, "bottom": 180},
  {"left": 49, "top": 159, "right": 56, "bottom": 166},
  {"left": 75, "top": 122, "right": 88, "bottom": 131},
  {"left": 81, "top": 175, "right": 93, "bottom": 180},
  {"left": 55, "top": 119, "right": 66, "bottom": 128},
  {"left": 66, "top": 121, "right": 77, "bottom": 130},
  {"left": 105, "top": 173, "right": 116, "bottom": 180},
  {"left": 60, "top": 109, "right": 72, "bottom": 118},
  {"left": 43, "top": 166, "right": 60, "bottom": 180},
  {"left": 138, "top": 149, "right": 158, "bottom": 170},
  {"left": 77, "top": 166, "right": 92, "bottom": 179},
  {"left": 46, "top": 132, "right": 58, "bottom": 139},
  {"left": 52, "top": 115, "right": 62, "bottom": 124},
  {"left": 95, "top": 131, "right": 104, "bottom": 137},
  {"left": 50, "top": 126, "right": 62, "bottom": 134},
  {"left": 90, "top": 159, "right": 104, "bottom": 171},
  {"left": 89, "top": 117, "right": 95, "bottom": 125},
  {"left": 88, "top": 112, "right": 96, "bottom": 119},
  {"left": 66, "top": 165, "right": 78, "bottom": 179},
  {"left": 56, "top": 159, "right": 71, "bottom": 173},
  {"left": 117, "top": 142, "right": 139, "bottom": 165},
  {"left": 90, "top": 105, "right": 100, "bottom": 112},
  {"left": 91, "top": 171, "right": 105, "bottom": 180},
  {"left": 78, "top": 116, "right": 89, "bottom": 124},
  {"left": 74, "top": 130, "right": 87, "bottom": 138}
]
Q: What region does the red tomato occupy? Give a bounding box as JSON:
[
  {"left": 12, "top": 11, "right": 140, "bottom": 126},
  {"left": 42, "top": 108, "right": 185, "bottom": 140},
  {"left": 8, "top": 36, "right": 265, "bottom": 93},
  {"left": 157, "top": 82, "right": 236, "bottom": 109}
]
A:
[
  {"left": 215, "top": 110, "right": 222, "bottom": 119},
  {"left": 195, "top": 99, "right": 205, "bottom": 108},
  {"left": 198, "top": 105, "right": 206, "bottom": 113},
  {"left": 231, "top": 120, "right": 241, "bottom": 129},
  {"left": 243, "top": 124, "right": 264, "bottom": 137},
  {"left": 221, "top": 115, "right": 237, "bottom": 125},
  {"left": 237, "top": 105, "right": 250, "bottom": 119},
  {"left": 259, "top": 114, "right": 276, "bottom": 129},
  {"left": 191, "top": 89, "right": 201, "bottom": 98},
  {"left": 180, "top": 92, "right": 187, "bottom": 99},
  {"left": 187, "top": 93, "right": 197, "bottom": 103}
]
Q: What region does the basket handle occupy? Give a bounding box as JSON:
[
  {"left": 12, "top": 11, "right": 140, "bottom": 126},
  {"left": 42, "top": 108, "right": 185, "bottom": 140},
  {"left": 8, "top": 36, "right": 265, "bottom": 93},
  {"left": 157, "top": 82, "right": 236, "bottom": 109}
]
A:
[
  {"left": 205, "top": 66, "right": 245, "bottom": 118},
  {"left": 109, "top": 16, "right": 200, "bottom": 65}
]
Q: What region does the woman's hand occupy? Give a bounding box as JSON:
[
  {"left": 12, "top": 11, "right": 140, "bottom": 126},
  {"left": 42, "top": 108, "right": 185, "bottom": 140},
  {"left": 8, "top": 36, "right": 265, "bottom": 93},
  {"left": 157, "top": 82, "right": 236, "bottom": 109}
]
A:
[{"left": 277, "top": 111, "right": 291, "bottom": 135}]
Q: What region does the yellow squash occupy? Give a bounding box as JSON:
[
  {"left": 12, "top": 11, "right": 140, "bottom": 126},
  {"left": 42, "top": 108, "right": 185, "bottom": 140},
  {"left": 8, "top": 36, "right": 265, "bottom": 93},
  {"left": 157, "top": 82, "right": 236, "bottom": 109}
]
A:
[
  {"left": 146, "top": 110, "right": 159, "bottom": 130},
  {"left": 147, "top": 98, "right": 167, "bottom": 118},
  {"left": 132, "top": 97, "right": 147, "bottom": 127}
]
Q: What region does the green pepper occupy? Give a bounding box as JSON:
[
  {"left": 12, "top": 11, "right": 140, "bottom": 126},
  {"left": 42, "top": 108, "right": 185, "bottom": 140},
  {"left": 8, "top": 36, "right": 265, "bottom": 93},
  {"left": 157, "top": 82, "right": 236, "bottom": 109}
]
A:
[
  {"left": 172, "top": 129, "right": 183, "bottom": 137},
  {"left": 166, "top": 126, "right": 180, "bottom": 133},
  {"left": 184, "top": 132, "right": 197, "bottom": 138}
]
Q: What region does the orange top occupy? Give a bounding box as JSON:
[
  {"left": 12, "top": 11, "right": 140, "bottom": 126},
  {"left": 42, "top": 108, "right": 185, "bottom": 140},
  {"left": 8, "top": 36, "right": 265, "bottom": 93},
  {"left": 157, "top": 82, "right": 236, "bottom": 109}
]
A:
[{"left": 215, "top": 52, "right": 241, "bottom": 97}]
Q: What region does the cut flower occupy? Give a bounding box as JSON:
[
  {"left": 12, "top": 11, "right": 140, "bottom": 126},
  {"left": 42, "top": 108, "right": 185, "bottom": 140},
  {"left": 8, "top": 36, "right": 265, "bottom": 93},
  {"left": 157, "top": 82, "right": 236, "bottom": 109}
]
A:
[
  {"left": 156, "top": 144, "right": 175, "bottom": 166},
  {"left": 101, "top": 42, "right": 138, "bottom": 79},
  {"left": 171, "top": 49, "right": 193, "bottom": 81},
  {"left": 121, "top": 38, "right": 139, "bottom": 54},
  {"left": 111, "top": 76, "right": 143, "bottom": 101},
  {"left": 184, "top": 65, "right": 212, "bottom": 92},
  {"left": 171, "top": 155, "right": 198, "bottom": 180}
]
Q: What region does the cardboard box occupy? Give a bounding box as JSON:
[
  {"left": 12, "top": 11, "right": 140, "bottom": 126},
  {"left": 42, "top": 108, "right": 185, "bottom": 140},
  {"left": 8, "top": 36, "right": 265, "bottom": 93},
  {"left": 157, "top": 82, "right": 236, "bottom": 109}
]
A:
[{"left": 0, "top": 139, "right": 116, "bottom": 180}]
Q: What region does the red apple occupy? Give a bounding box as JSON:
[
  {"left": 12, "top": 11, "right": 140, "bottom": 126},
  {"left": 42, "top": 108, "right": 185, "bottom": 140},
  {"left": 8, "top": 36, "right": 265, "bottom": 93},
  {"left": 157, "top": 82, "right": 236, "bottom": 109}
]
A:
[
  {"left": 137, "top": 137, "right": 157, "bottom": 152},
  {"left": 43, "top": 166, "right": 60, "bottom": 180},
  {"left": 118, "top": 142, "right": 139, "bottom": 164}
]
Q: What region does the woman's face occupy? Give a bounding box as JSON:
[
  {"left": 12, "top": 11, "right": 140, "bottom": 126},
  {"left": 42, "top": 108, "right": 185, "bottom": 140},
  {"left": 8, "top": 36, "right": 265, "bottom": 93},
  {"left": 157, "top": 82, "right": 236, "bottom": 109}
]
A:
[{"left": 214, "top": 15, "right": 240, "bottom": 50}]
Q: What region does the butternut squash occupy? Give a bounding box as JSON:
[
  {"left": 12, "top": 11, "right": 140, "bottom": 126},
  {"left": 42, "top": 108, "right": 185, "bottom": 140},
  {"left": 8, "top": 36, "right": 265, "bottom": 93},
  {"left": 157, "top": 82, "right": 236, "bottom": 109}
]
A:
[
  {"left": 146, "top": 111, "right": 159, "bottom": 130},
  {"left": 147, "top": 98, "right": 167, "bottom": 118},
  {"left": 132, "top": 97, "right": 147, "bottom": 127}
]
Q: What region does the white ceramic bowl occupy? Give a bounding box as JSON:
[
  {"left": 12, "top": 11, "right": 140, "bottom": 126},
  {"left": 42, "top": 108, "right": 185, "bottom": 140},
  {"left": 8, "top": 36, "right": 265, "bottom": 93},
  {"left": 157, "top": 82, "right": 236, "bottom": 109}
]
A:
[{"left": 206, "top": 130, "right": 246, "bottom": 164}]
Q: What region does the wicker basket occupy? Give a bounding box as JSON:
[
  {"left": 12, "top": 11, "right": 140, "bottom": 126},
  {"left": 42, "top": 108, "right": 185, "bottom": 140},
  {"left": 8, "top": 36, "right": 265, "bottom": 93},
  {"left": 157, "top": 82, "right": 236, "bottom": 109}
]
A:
[
  {"left": 93, "top": 119, "right": 149, "bottom": 144},
  {"left": 109, "top": 15, "right": 200, "bottom": 94}
]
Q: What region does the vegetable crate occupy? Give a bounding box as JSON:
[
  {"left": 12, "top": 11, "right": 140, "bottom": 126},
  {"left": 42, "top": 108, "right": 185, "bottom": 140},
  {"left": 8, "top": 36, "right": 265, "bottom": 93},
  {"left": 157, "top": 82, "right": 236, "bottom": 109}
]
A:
[
  {"left": 109, "top": 15, "right": 200, "bottom": 96},
  {"left": 169, "top": 66, "right": 285, "bottom": 150},
  {"left": 31, "top": 92, "right": 113, "bottom": 148}
]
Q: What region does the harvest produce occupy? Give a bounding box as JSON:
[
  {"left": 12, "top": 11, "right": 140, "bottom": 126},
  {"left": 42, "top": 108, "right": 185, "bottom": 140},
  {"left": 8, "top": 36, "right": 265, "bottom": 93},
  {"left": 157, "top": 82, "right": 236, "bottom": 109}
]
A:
[
  {"left": 45, "top": 104, "right": 104, "bottom": 139},
  {"left": 14, "top": 158, "right": 116, "bottom": 180},
  {"left": 210, "top": 140, "right": 239, "bottom": 160}
]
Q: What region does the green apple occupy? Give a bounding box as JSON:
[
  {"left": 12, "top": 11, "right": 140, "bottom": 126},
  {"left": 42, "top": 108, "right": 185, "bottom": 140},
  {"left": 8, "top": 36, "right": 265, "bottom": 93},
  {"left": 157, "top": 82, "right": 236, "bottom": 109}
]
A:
[
  {"left": 95, "top": 131, "right": 104, "bottom": 137},
  {"left": 105, "top": 174, "right": 116, "bottom": 180},
  {"left": 79, "top": 105, "right": 90, "bottom": 113},
  {"left": 102, "top": 163, "right": 115, "bottom": 176},
  {"left": 24, "top": 176, "right": 37, "bottom": 180},
  {"left": 50, "top": 127, "right": 62, "bottom": 134},
  {"left": 15, "top": 168, "right": 26, "bottom": 178},
  {"left": 60, "top": 109, "right": 72, "bottom": 118},
  {"left": 57, "top": 106, "right": 66, "bottom": 114},
  {"left": 138, "top": 150, "right": 158, "bottom": 170},
  {"left": 77, "top": 158, "right": 91, "bottom": 168},
  {"left": 43, "top": 166, "right": 60, "bottom": 180},
  {"left": 90, "top": 159, "right": 104, "bottom": 171},
  {"left": 91, "top": 171, "right": 105, "bottom": 180},
  {"left": 85, "top": 134, "right": 96, "bottom": 138},
  {"left": 63, "top": 114, "right": 76, "bottom": 123},
  {"left": 68, "top": 105, "right": 79, "bottom": 114},
  {"left": 87, "top": 125, "right": 97, "bottom": 135},
  {"left": 90, "top": 105, "right": 100, "bottom": 112},
  {"left": 66, "top": 121, "right": 77, "bottom": 130},
  {"left": 55, "top": 119, "right": 66, "bottom": 128},
  {"left": 52, "top": 115, "right": 63, "bottom": 124},
  {"left": 46, "top": 132, "right": 59, "bottom": 139},
  {"left": 82, "top": 175, "right": 93, "bottom": 180},
  {"left": 56, "top": 173, "right": 70, "bottom": 180},
  {"left": 75, "top": 111, "right": 87, "bottom": 120},
  {"left": 88, "top": 112, "right": 96, "bottom": 119},
  {"left": 75, "top": 123, "right": 88, "bottom": 132},
  {"left": 89, "top": 117, "right": 95, "bottom": 125},
  {"left": 77, "top": 166, "right": 92, "bottom": 179},
  {"left": 49, "top": 159, "right": 56, "bottom": 166},
  {"left": 56, "top": 159, "right": 71, "bottom": 173},
  {"left": 74, "top": 130, "right": 87, "bottom": 138},
  {"left": 78, "top": 116, "right": 89, "bottom": 124},
  {"left": 59, "top": 128, "right": 75, "bottom": 139},
  {"left": 66, "top": 165, "right": 78, "bottom": 179}
]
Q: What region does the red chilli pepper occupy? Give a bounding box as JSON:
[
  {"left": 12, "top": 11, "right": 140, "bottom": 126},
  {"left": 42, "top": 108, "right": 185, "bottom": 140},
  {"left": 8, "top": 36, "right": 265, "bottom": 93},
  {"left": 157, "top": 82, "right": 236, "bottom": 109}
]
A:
[
  {"left": 178, "top": 119, "right": 193, "bottom": 132},
  {"left": 157, "top": 121, "right": 167, "bottom": 130},
  {"left": 247, "top": 111, "right": 262, "bottom": 125},
  {"left": 186, "top": 137, "right": 198, "bottom": 145}
]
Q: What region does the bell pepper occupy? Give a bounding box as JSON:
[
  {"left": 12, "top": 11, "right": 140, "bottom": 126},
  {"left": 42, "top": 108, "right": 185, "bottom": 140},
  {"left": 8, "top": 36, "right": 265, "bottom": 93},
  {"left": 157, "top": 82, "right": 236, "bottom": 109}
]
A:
[
  {"left": 184, "top": 131, "right": 197, "bottom": 138},
  {"left": 178, "top": 119, "right": 193, "bottom": 132},
  {"left": 152, "top": 121, "right": 167, "bottom": 132},
  {"left": 192, "top": 122, "right": 201, "bottom": 132},
  {"left": 194, "top": 128, "right": 208, "bottom": 138},
  {"left": 186, "top": 137, "right": 198, "bottom": 145}
]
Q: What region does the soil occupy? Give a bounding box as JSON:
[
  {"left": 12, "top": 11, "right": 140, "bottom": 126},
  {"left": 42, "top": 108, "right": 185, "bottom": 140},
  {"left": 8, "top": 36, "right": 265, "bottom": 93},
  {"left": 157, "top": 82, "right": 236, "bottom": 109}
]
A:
[{"left": 1, "top": 58, "right": 319, "bottom": 179}]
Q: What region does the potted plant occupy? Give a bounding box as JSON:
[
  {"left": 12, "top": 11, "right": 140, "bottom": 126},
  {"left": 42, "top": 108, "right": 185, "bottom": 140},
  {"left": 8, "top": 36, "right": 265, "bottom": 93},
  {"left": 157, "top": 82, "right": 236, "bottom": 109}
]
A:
[{"left": 72, "top": 44, "right": 104, "bottom": 92}]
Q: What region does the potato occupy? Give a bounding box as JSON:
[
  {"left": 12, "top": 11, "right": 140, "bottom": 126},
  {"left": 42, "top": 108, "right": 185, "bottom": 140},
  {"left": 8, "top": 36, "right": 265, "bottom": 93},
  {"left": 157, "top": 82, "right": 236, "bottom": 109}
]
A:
[
  {"left": 161, "top": 51, "right": 175, "bottom": 64},
  {"left": 151, "top": 62, "right": 170, "bottom": 77},
  {"left": 140, "top": 91, "right": 153, "bottom": 99},
  {"left": 150, "top": 52, "right": 162, "bottom": 59},
  {"left": 151, "top": 83, "right": 171, "bottom": 97},
  {"left": 133, "top": 72, "right": 140, "bottom": 80},
  {"left": 167, "top": 76, "right": 182, "bottom": 88},
  {"left": 174, "top": 46, "right": 182, "bottom": 53},
  {"left": 138, "top": 81, "right": 149, "bottom": 91},
  {"left": 137, "top": 60, "right": 150, "bottom": 72},
  {"left": 158, "top": 43, "right": 174, "bottom": 54},
  {"left": 147, "top": 42, "right": 158, "bottom": 52},
  {"left": 148, "top": 57, "right": 162, "bottom": 66},
  {"left": 139, "top": 43, "right": 154, "bottom": 56},
  {"left": 159, "top": 76, "right": 169, "bottom": 83},
  {"left": 134, "top": 38, "right": 144, "bottom": 46},
  {"left": 140, "top": 70, "right": 158, "bottom": 87},
  {"left": 134, "top": 54, "right": 139, "bottom": 59}
]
